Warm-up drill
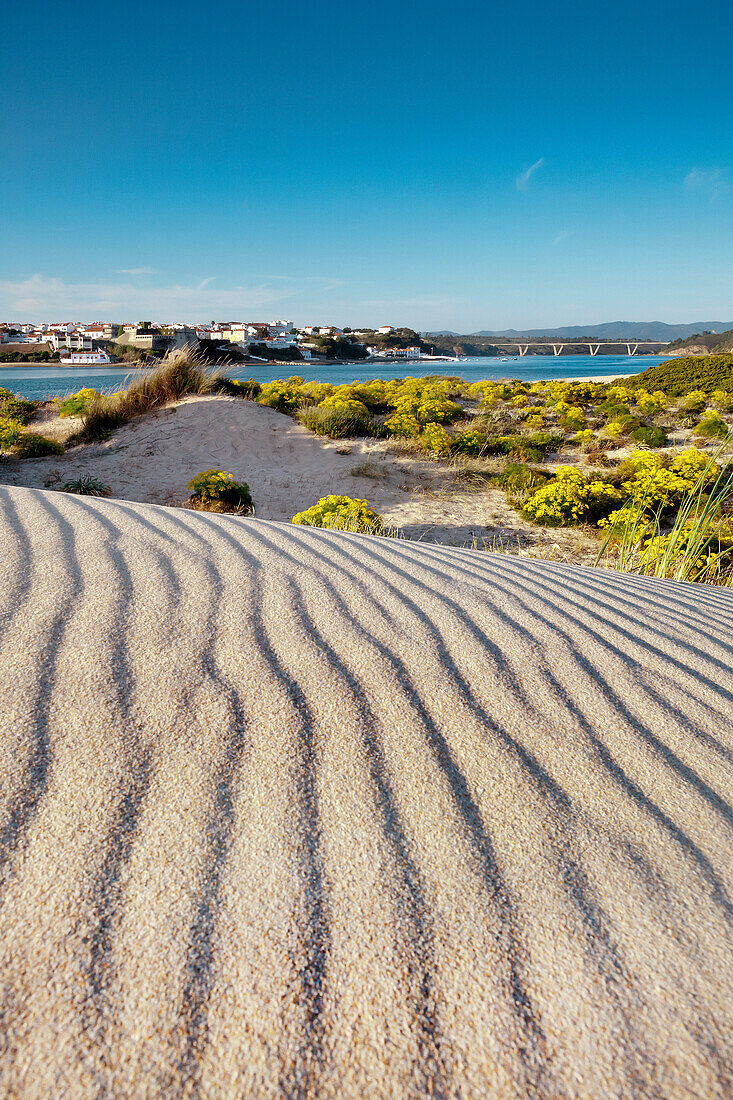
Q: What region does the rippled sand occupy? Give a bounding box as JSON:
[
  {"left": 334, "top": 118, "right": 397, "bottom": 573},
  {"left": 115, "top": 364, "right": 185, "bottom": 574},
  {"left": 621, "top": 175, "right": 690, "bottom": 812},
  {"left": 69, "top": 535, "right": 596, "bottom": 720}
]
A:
[{"left": 1, "top": 485, "right": 732, "bottom": 1098}]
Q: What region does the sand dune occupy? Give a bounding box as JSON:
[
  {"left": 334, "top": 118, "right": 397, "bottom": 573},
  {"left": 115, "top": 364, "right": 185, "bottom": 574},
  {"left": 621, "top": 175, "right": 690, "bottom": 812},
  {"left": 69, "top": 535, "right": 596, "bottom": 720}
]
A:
[
  {"left": 2, "top": 395, "right": 540, "bottom": 547},
  {"left": 0, "top": 485, "right": 732, "bottom": 1098}
]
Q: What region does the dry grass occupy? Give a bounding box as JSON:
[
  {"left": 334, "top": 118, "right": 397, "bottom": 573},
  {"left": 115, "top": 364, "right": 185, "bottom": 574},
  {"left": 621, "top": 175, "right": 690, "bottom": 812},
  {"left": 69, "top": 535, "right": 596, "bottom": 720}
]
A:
[{"left": 73, "top": 347, "right": 222, "bottom": 442}]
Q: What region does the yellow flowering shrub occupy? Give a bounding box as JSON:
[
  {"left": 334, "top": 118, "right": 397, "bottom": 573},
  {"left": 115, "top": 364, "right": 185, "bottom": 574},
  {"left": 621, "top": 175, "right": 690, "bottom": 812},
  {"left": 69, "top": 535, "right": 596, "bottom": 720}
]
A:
[
  {"left": 422, "top": 423, "right": 454, "bottom": 454},
  {"left": 0, "top": 416, "right": 26, "bottom": 449},
  {"left": 292, "top": 495, "right": 383, "bottom": 532},
  {"left": 523, "top": 467, "right": 622, "bottom": 526},
  {"left": 385, "top": 412, "right": 422, "bottom": 437}
]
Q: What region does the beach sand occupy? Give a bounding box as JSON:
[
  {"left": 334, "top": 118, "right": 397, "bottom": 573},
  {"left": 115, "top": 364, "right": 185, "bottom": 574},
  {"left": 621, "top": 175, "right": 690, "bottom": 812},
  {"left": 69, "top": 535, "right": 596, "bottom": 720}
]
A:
[
  {"left": 2, "top": 394, "right": 593, "bottom": 551},
  {"left": 0, "top": 484, "right": 732, "bottom": 1097}
]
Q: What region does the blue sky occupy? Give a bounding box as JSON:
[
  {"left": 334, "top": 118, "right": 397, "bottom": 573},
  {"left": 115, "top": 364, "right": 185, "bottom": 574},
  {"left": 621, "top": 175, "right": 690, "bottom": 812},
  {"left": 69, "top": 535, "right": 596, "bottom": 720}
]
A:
[{"left": 2, "top": 0, "right": 731, "bottom": 329}]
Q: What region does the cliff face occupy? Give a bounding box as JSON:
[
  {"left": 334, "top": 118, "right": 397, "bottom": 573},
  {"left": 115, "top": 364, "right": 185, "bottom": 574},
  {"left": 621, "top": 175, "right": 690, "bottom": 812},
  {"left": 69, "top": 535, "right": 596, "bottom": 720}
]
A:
[{"left": 665, "top": 343, "right": 713, "bottom": 356}]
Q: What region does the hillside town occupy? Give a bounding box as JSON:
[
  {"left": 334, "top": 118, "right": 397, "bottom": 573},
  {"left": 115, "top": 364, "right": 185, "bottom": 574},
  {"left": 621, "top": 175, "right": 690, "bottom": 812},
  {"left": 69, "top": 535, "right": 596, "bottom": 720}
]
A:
[{"left": 0, "top": 319, "right": 425, "bottom": 363}]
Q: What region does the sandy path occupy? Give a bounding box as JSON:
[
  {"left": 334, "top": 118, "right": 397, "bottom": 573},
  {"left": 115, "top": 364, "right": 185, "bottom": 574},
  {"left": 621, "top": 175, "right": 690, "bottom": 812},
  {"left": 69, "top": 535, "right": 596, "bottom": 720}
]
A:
[{"left": 1, "top": 486, "right": 732, "bottom": 1097}]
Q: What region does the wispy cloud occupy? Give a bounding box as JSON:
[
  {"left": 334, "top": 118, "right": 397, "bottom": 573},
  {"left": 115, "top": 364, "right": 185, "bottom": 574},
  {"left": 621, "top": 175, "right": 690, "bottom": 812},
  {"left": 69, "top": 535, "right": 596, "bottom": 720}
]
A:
[
  {"left": 0, "top": 274, "right": 302, "bottom": 321},
  {"left": 553, "top": 229, "right": 571, "bottom": 246},
  {"left": 684, "top": 168, "right": 728, "bottom": 201},
  {"left": 115, "top": 266, "right": 159, "bottom": 276},
  {"left": 516, "top": 157, "right": 545, "bottom": 191}
]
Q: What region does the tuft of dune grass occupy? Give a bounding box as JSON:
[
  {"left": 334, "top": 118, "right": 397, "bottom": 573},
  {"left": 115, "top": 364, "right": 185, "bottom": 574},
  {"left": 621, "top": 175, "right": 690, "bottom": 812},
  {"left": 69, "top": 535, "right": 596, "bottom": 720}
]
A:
[{"left": 72, "top": 346, "right": 223, "bottom": 442}]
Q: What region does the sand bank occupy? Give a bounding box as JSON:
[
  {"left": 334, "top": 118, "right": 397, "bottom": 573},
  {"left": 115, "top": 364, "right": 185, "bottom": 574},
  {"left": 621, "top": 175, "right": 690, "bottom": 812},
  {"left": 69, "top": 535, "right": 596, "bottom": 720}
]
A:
[
  {"left": 0, "top": 485, "right": 731, "bottom": 1097},
  {"left": 1, "top": 394, "right": 574, "bottom": 548}
]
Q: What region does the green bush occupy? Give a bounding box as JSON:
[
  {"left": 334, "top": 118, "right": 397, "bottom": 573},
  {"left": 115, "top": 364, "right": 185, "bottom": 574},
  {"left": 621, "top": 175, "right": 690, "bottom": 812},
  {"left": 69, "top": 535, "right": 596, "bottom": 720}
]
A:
[
  {"left": 626, "top": 355, "right": 733, "bottom": 398},
  {"left": 187, "top": 469, "right": 253, "bottom": 513},
  {"left": 0, "top": 391, "right": 35, "bottom": 423},
  {"left": 216, "top": 377, "right": 262, "bottom": 400},
  {"left": 12, "top": 433, "right": 65, "bottom": 458},
  {"left": 297, "top": 403, "right": 371, "bottom": 438},
  {"left": 61, "top": 476, "right": 112, "bottom": 497},
  {"left": 292, "top": 495, "right": 383, "bottom": 532},
  {"left": 696, "top": 411, "right": 729, "bottom": 439},
  {"left": 493, "top": 462, "right": 550, "bottom": 504},
  {"left": 630, "top": 426, "right": 667, "bottom": 447},
  {"left": 59, "top": 388, "right": 101, "bottom": 418}
]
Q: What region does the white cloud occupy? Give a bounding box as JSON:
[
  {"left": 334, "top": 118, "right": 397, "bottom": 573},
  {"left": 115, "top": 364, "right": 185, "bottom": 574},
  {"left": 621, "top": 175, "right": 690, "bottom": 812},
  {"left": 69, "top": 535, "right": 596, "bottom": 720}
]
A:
[
  {"left": 114, "top": 266, "right": 159, "bottom": 276},
  {"left": 553, "top": 230, "right": 571, "bottom": 246},
  {"left": 516, "top": 157, "right": 545, "bottom": 191},
  {"left": 0, "top": 274, "right": 303, "bottom": 321},
  {"left": 684, "top": 168, "right": 728, "bottom": 201}
]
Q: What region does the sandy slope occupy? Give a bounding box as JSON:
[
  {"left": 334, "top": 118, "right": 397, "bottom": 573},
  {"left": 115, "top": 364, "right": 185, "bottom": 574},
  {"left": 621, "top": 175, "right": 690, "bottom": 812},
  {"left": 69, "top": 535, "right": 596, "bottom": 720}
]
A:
[
  {"left": 1, "top": 485, "right": 732, "bottom": 1098},
  {"left": 1, "top": 395, "right": 571, "bottom": 548}
]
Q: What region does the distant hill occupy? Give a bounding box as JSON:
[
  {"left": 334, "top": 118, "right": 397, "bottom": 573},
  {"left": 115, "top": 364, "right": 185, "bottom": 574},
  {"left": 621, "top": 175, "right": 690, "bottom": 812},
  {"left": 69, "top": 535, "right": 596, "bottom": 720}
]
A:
[
  {"left": 468, "top": 321, "right": 733, "bottom": 341},
  {"left": 664, "top": 329, "right": 733, "bottom": 355}
]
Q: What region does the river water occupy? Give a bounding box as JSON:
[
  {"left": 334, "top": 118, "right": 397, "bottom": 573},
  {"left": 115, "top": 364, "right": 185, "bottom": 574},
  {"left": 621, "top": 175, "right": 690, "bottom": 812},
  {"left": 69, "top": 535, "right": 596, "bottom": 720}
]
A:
[{"left": 0, "top": 354, "right": 668, "bottom": 401}]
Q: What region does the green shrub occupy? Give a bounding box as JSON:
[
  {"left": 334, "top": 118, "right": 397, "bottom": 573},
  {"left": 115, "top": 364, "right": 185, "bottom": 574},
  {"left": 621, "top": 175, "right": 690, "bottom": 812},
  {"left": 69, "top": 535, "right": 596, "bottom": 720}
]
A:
[
  {"left": 625, "top": 355, "right": 733, "bottom": 398},
  {"left": 696, "top": 411, "right": 729, "bottom": 439},
  {"left": 528, "top": 431, "right": 565, "bottom": 453},
  {"left": 292, "top": 494, "right": 383, "bottom": 532},
  {"left": 12, "top": 433, "right": 65, "bottom": 458},
  {"left": 187, "top": 469, "right": 253, "bottom": 513},
  {"left": 0, "top": 391, "right": 35, "bottom": 423},
  {"left": 216, "top": 377, "right": 262, "bottom": 399},
  {"left": 59, "top": 388, "right": 101, "bottom": 418},
  {"left": 297, "top": 403, "right": 370, "bottom": 438},
  {"left": 61, "top": 476, "right": 112, "bottom": 497},
  {"left": 630, "top": 426, "right": 667, "bottom": 448},
  {"left": 493, "top": 462, "right": 550, "bottom": 504}
]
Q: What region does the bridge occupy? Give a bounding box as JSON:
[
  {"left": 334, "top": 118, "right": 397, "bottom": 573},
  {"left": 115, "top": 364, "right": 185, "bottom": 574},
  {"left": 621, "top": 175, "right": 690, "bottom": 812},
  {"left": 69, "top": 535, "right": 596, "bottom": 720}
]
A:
[{"left": 486, "top": 340, "right": 669, "bottom": 357}]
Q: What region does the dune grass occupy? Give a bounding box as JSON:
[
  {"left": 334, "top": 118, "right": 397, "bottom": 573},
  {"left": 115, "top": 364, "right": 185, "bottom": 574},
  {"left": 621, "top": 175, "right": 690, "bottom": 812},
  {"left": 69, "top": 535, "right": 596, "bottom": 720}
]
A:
[
  {"left": 596, "top": 445, "right": 733, "bottom": 585},
  {"left": 73, "top": 348, "right": 223, "bottom": 442}
]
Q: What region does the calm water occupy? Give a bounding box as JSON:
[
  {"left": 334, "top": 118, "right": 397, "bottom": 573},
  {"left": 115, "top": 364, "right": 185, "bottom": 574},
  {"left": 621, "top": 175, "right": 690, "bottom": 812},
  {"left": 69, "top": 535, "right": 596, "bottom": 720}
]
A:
[{"left": 0, "top": 354, "right": 668, "bottom": 401}]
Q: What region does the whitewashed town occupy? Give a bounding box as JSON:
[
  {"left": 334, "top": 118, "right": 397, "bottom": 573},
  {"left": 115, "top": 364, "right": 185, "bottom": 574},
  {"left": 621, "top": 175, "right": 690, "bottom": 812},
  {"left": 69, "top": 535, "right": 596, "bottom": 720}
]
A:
[{"left": 0, "top": 319, "right": 425, "bottom": 363}]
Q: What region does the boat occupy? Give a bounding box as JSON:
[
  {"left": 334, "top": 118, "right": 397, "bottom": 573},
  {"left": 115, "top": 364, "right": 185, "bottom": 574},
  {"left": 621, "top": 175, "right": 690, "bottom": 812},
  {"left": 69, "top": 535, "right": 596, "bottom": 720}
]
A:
[{"left": 59, "top": 350, "right": 112, "bottom": 365}]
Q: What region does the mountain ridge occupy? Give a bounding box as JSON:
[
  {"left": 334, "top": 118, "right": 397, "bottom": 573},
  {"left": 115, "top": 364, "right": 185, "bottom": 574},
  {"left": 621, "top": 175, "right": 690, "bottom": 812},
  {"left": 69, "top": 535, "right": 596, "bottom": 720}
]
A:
[{"left": 461, "top": 321, "right": 733, "bottom": 341}]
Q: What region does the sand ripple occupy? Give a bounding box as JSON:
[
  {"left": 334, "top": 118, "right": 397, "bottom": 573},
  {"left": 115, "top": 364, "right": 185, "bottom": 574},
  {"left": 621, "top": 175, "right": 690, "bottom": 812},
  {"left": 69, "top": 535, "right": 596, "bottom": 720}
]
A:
[{"left": 0, "top": 485, "right": 732, "bottom": 1098}]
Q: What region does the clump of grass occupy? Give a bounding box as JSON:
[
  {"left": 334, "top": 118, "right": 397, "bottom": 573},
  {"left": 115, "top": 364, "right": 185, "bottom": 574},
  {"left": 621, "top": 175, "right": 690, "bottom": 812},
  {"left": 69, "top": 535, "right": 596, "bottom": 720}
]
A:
[
  {"left": 74, "top": 348, "right": 222, "bottom": 442},
  {"left": 11, "top": 433, "right": 65, "bottom": 458},
  {"left": 350, "top": 460, "right": 388, "bottom": 479},
  {"left": 297, "top": 404, "right": 371, "bottom": 439},
  {"left": 60, "top": 476, "right": 112, "bottom": 497}
]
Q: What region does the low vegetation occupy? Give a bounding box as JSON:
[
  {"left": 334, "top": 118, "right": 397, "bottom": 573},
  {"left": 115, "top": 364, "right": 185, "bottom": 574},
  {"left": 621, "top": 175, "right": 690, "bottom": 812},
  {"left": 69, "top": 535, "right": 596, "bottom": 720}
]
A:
[
  {"left": 187, "top": 469, "right": 254, "bottom": 514},
  {"left": 10, "top": 434, "right": 65, "bottom": 458},
  {"left": 60, "top": 476, "right": 112, "bottom": 497},
  {"left": 73, "top": 348, "right": 222, "bottom": 441},
  {"left": 2, "top": 353, "right": 733, "bottom": 584},
  {"left": 292, "top": 494, "right": 383, "bottom": 533}
]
